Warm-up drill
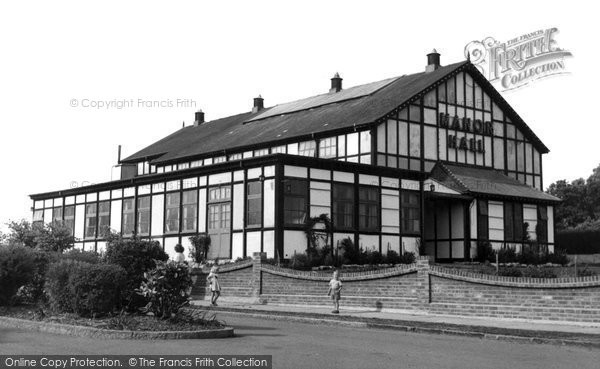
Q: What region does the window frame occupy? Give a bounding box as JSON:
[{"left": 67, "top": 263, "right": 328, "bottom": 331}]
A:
[
  {"left": 358, "top": 186, "right": 380, "bottom": 231},
  {"left": 283, "top": 179, "right": 308, "bottom": 226}
]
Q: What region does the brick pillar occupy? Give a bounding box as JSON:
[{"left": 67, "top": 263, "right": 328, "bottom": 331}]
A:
[
  {"left": 251, "top": 252, "right": 266, "bottom": 304},
  {"left": 415, "top": 256, "right": 431, "bottom": 311}
]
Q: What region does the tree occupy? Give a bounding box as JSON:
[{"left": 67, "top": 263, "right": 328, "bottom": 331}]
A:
[{"left": 4, "top": 220, "right": 75, "bottom": 252}]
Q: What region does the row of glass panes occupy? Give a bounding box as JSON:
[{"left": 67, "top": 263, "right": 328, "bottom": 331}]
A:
[
  {"left": 142, "top": 131, "right": 372, "bottom": 176},
  {"left": 435, "top": 72, "right": 493, "bottom": 112},
  {"left": 33, "top": 166, "right": 275, "bottom": 211}
]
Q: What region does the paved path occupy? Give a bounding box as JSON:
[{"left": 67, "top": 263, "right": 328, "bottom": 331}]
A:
[{"left": 1, "top": 314, "right": 599, "bottom": 369}]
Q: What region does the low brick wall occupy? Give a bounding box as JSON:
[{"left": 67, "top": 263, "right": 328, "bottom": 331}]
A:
[
  {"left": 190, "top": 253, "right": 600, "bottom": 322},
  {"left": 191, "top": 260, "right": 255, "bottom": 302},
  {"left": 260, "top": 264, "right": 422, "bottom": 310},
  {"left": 428, "top": 267, "right": 600, "bottom": 322}
]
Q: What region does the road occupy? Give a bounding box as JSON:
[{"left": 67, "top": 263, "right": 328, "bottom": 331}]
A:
[{"left": 0, "top": 314, "right": 598, "bottom": 369}]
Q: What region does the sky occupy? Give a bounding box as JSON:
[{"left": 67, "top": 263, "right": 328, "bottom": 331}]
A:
[{"left": 0, "top": 0, "right": 598, "bottom": 232}]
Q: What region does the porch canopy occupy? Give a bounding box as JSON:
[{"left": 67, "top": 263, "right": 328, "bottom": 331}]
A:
[{"left": 427, "top": 162, "right": 561, "bottom": 203}]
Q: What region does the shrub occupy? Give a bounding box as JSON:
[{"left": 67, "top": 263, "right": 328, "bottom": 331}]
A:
[
  {"left": 497, "top": 247, "right": 517, "bottom": 263},
  {"left": 556, "top": 229, "right": 600, "bottom": 254},
  {"left": 68, "top": 263, "right": 127, "bottom": 317},
  {"left": 385, "top": 250, "right": 401, "bottom": 265},
  {"left": 61, "top": 249, "right": 100, "bottom": 264},
  {"left": 103, "top": 237, "right": 168, "bottom": 309},
  {"left": 398, "top": 251, "right": 416, "bottom": 265},
  {"left": 498, "top": 268, "right": 523, "bottom": 277},
  {"left": 0, "top": 245, "right": 37, "bottom": 305},
  {"left": 547, "top": 248, "right": 569, "bottom": 266},
  {"left": 340, "top": 238, "right": 360, "bottom": 264},
  {"left": 477, "top": 241, "right": 494, "bottom": 263},
  {"left": 19, "top": 249, "right": 58, "bottom": 304},
  {"left": 364, "top": 250, "right": 383, "bottom": 265},
  {"left": 137, "top": 260, "right": 193, "bottom": 319},
  {"left": 45, "top": 259, "right": 87, "bottom": 312},
  {"left": 521, "top": 266, "right": 557, "bottom": 278},
  {"left": 189, "top": 233, "right": 211, "bottom": 263},
  {"left": 289, "top": 253, "right": 310, "bottom": 270}
]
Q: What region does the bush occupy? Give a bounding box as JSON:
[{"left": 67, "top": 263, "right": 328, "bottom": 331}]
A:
[
  {"left": 521, "top": 266, "right": 556, "bottom": 278},
  {"left": 137, "top": 260, "right": 193, "bottom": 319},
  {"left": 398, "top": 251, "right": 416, "bottom": 265},
  {"left": 340, "top": 238, "right": 360, "bottom": 264},
  {"left": 68, "top": 263, "right": 127, "bottom": 317},
  {"left": 103, "top": 237, "right": 168, "bottom": 309},
  {"left": 498, "top": 268, "right": 523, "bottom": 277},
  {"left": 189, "top": 233, "right": 211, "bottom": 264},
  {"left": 385, "top": 250, "right": 401, "bottom": 264},
  {"left": 556, "top": 229, "right": 600, "bottom": 254},
  {"left": 477, "top": 241, "right": 494, "bottom": 263},
  {"left": 46, "top": 259, "right": 87, "bottom": 312},
  {"left": 61, "top": 249, "right": 100, "bottom": 264},
  {"left": 364, "top": 250, "right": 383, "bottom": 265},
  {"left": 0, "top": 245, "right": 37, "bottom": 305},
  {"left": 497, "top": 247, "right": 517, "bottom": 263},
  {"left": 547, "top": 248, "right": 569, "bottom": 266},
  {"left": 19, "top": 249, "right": 58, "bottom": 304},
  {"left": 289, "top": 253, "right": 310, "bottom": 270}
]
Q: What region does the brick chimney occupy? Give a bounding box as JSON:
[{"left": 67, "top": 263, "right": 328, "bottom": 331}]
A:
[
  {"left": 330, "top": 72, "right": 342, "bottom": 93},
  {"left": 252, "top": 95, "right": 264, "bottom": 113},
  {"left": 426, "top": 49, "right": 441, "bottom": 73},
  {"left": 194, "top": 110, "right": 204, "bottom": 126}
]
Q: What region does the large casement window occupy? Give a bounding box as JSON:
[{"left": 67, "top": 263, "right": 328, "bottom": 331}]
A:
[
  {"left": 52, "top": 207, "right": 63, "bottom": 224},
  {"left": 401, "top": 191, "right": 420, "bottom": 234},
  {"left": 122, "top": 198, "right": 135, "bottom": 236},
  {"left": 284, "top": 179, "right": 308, "bottom": 225},
  {"left": 208, "top": 186, "right": 231, "bottom": 230},
  {"left": 477, "top": 200, "right": 489, "bottom": 240},
  {"left": 32, "top": 210, "right": 44, "bottom": 227},
  {"left": 98, "top": 201, "right": 110, "bottom": 235},
  {"left": 84, "top": 203, "right": 97, "bottom": 239},
  {"left": 537, "top": 205, "right": 548, "bottom": 243},
  {"left": 298, "top": 140, "right": 316, "bottom": 157},
  {"left": 64, "top": 206, "right": 75, "bottom": 235},
  {"left": 246, "top": 181, "right": 262, "bottom": 227},
  {"left": 137, "top": 196, "right": 151, "bottom": 236},
  {"left": 359, "top": 187, "right": 379, "bottom": 231},
  {"left": 165, "top": 192, "right": 180, "bottom": 233},
  {"left": 332, "top": 183, "right": 354, "bottom": 229},
  {"left": 504, "top": 202, "right": 523, "bottom": 242},
  {"left": 318, "top": 137, "right": 337, "bottom": 159},
  {"left": 182, "top": 190, "right": 198, "bottom": 232}
]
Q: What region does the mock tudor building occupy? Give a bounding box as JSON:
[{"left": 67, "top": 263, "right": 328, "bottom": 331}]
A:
[{"left": 30, "top": 51, "right": 560, "bottom": 262}]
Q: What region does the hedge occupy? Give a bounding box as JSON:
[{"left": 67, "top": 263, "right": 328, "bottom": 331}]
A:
[{"left": 556, "top": 230, "right": 600, "bottom": 254}]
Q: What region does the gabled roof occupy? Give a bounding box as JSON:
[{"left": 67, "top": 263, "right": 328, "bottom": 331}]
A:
[
  {"left": 122, "top": 60, "right": 549, "bottom": 165},
  {"left": 430, "top": 162, "right": 560, "bottom": 203}
]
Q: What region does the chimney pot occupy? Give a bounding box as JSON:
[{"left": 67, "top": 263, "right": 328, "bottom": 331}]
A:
[
  {"left": 330, "top": 72, "right": 343, "bottom": 93},
  {"left": 194, "top": 110, "right": 205, "bottom": 126},
  {"left": 252, "top": 95, "right": 264, "bottom": 113},
  {"left": 426, "top": 49, "right": 441, "bottom": 72}
]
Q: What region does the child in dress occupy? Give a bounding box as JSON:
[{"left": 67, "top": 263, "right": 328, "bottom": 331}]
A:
[
  {"left": 327, "top": 270, "right": 342, "bottom": 314},
  {"left": 207, "top": 266, "right": 221, "bottom": 306}
]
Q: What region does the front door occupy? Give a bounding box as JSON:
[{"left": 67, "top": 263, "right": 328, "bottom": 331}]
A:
[{"left": 207, "top": 186, "right": 231, "bottom": 259}]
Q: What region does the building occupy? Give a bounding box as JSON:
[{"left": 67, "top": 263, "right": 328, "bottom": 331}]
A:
[{"left": 29, "top": 51, "right": 560, "bottom": 262}]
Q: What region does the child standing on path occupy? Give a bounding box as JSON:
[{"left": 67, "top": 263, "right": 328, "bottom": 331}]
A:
[
  {"left": 327, "top": 270, "right": 342, "bottom": 314},
  {"left": 207, "top": 266, "right": 221, "bottom": 306}
]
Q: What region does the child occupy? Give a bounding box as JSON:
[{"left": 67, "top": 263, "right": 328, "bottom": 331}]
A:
[
  {"left": 327, "top": 270, "right": 342, "bottom": 314},
  {"left": 174, "top": 244, "right": 186, "bottom": 264},
  {"left": 207, "top": 266, "right": 221, "bottom": 306}
]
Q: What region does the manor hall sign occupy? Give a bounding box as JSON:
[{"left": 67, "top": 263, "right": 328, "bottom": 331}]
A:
[{"left": 439, "top": 113, "right": 494, "bottom": 153}]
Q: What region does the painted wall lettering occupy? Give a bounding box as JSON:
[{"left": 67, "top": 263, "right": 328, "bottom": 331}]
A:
[{"left": 439, "top": 113, "right": 493, "bottom": 135}]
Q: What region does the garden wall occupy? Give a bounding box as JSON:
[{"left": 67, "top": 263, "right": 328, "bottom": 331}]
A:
[{"left": 191, "top": 254, "right": 600, "bottom": 323}]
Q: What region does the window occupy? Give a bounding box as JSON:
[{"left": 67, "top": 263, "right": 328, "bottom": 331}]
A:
[
  {"left": 284, "top": 179, "right": 308, "bottom": 225},
  {"left": 359, "top": 187, "right": 379, "bottom": 230},
  {"left": 122, "top": 199, "right": 135, "bottom": 236},
  {"left": 84, "top": 203, "right": 97, "bottom": 239},
  {"left": 177, "top": 162, "right": 190, "bottom": 170},
  {"left": 537, "top": 205, "right": 548, "bottom": 243},
  {"left": 137, "top": 196, "right": 151, "bottom": 235},
  {"left": 319, "top": 137, "right": 337, "bottom": 158},
  {"left": 504, "top": 202, "right": 523, "bottom": 242},
  {"left": 98, "top": 201, "right": 110, "bottom": 235},
  {"left": 401, "top": 192, "right": 420, "bottom": 234},
  {"left": 247, "top": 181, "right": 262, "bottom": 227},
  {"left": 360, "top": 131, "right": 371, "bottom": 154},
  {"left": 477, "top": 200, "right": 489, "bottom": 240},
  {"left": 165, "top": 192, "right": 180, "bottom": 233},
  {"left": 271, "top": 145, "right": 286, "bottom": 154},
  {"left": 182, "top": 190, "right": 198, "bottom": 232},
  {"left": 332, "top": 183, "right": 354, "bottom": 229},
  {"left": 254, "top": 148, "right": 269, "bottom": 157},
  {"left": 33, "top": 210, "right": 43, "bottom": 227},
  {"left": 64, "top": 206, "right": 75, "bottom": 235},
  {"left": 214, "top": 156, "right": 226, "bottom": 164},
  {"left": 298, "top": 141, "right": 316, "bottom": 157},
  {"left": 209, "top": 186, "right": 231, "bottom": 201},
  {"left": 52, "top": 206, "right": 63, "bottom": 224},
  {"left": 228, "top": 153, "right": 242, "bottom": 161}
]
